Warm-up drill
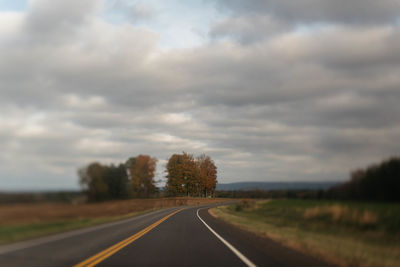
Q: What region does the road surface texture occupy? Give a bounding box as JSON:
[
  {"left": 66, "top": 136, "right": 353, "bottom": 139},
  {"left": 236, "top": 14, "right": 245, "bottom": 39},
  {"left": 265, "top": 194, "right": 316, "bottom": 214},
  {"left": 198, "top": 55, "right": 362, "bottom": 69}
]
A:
[{"left": 0, "top": 204, "right": 334, "bottom": 266}]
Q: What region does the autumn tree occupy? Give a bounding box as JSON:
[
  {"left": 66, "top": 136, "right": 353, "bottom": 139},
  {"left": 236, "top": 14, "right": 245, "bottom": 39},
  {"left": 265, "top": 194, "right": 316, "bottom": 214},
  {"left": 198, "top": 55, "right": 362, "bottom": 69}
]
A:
[
  {"left": 181, "top": 152, "right": 199, "bottom": 196},
  {"left": 126, "top": 155, "right": 158, "bottom": 198},
  {"left": 166, "top": 154, "right": 186, "bottom": 196},
  {"left": 166, "top": 152, "right": 217, "bottom": 197},
  {"left": 166, "top": 152, "right": 198, "bottom": 196},
  {"left": 197, "top": 154, "right": 217, "bottom": 197}
]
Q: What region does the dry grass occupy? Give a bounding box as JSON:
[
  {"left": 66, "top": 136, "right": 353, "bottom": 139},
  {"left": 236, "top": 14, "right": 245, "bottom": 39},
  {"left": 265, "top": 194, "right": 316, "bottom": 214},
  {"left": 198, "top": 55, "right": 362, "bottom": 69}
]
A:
[
  {"left": 0, "top": 197, "right": 227, "bottom": 225},
  {"left": 303, "top": 205, "right": 378, "bottom": 227},
  {"left": 234, "top": 199, "right": 269, "bottom": 212}
]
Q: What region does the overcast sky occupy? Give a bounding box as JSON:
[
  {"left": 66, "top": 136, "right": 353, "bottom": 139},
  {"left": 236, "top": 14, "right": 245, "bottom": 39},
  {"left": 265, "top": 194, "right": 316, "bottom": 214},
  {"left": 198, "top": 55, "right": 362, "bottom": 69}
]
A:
[{"left": 1, "top": 0, "right": 399, "bottom": 190}]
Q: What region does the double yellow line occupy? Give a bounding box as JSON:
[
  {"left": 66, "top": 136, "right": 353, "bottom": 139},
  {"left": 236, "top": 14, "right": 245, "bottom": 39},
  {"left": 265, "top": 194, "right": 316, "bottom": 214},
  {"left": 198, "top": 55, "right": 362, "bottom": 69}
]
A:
[{"left": 74, "top": 209, "right": 183, "bottom": 267}]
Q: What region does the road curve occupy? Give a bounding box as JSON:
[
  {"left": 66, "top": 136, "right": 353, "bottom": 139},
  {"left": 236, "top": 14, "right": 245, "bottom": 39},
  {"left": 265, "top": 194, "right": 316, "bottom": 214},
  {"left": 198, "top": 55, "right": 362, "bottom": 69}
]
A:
[{"left": 0, "top": 204, "right": 333, "bottom": 266}]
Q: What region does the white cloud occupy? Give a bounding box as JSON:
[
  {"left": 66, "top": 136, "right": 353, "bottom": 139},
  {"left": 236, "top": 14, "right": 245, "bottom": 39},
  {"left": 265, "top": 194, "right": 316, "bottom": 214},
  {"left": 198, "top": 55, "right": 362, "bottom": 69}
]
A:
[
  {"left": 64, "top": 94, "right": 106, "bottom": 109},
  {"left": 161, "top": 113, "right": 191, "bottom": 124}
]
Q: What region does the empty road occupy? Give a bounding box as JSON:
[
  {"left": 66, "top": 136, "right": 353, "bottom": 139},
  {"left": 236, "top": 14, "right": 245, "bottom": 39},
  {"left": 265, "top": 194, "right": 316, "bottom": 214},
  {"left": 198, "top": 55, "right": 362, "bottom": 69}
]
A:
[{"left": 0, "top": 204, "right": 332, "bottom": 266}]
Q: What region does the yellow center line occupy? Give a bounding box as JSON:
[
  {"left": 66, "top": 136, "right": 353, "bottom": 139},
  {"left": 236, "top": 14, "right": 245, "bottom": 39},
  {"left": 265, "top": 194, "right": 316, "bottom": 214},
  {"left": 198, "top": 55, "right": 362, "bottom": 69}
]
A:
[{"left": 73, "top": 209, "right": 184, "bottom": 267}]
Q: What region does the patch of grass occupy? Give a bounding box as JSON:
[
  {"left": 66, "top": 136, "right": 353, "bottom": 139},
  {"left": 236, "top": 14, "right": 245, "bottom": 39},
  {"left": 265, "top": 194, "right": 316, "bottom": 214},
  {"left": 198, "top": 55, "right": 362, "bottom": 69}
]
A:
[{"left": 211, "top": 199, "right": 400, "bottom": 267}]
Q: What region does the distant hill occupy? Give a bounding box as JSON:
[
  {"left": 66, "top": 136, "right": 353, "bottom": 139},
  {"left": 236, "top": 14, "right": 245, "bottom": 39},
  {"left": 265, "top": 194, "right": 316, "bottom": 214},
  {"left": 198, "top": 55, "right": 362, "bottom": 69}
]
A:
[{"left": 216, "top": 181, "right": 341, "bottom": 191}]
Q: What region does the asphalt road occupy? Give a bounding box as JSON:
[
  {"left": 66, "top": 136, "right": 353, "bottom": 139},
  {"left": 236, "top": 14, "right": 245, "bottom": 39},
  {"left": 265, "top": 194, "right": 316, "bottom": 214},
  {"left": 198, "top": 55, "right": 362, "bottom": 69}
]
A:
[{"left": 0, "top": 204, "right": 333, "bottom": 267}]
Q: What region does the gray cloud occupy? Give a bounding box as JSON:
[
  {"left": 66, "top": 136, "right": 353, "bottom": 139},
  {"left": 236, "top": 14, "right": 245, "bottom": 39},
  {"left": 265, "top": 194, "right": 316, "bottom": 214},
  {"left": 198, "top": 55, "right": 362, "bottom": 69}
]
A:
[
  {"left": 211, "top": 0, "right": 400, "bottom": 25},
  {"left": 209, "top": 0, "right": 400, "bottom": 44},
  {"left": 0, "top": 1, "right": 399, "bottom": 190},
  {"left": 25, "top": 0, "right": 101, "bottom": 43}
]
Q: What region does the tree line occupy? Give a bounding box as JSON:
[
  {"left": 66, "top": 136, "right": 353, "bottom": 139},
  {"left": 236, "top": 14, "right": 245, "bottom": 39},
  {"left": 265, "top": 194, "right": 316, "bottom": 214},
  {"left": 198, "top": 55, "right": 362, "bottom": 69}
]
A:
[
  {"left": 78, "top": 152, "right": 217, "bottom": 201},
  {"left": 327, "top": 157, "right": 400, "bottom": 202},
  {"left": 217, "top": 157, "right": 400, "bottom": 202}
]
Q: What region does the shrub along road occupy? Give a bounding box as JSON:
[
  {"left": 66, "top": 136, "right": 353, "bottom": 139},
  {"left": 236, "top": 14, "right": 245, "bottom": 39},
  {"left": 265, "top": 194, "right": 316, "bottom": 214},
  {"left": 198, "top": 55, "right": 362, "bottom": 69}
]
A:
[{"left": 0, "top": 203, "right": 332, "bottom": 267}]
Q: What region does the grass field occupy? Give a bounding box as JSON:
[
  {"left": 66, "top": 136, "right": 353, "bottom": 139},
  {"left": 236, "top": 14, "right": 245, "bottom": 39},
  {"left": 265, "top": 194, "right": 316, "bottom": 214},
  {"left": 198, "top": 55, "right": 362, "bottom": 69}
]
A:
[
  {"left": 0, "top": 197, "right": 227, "bottom": 245},
  {"left": 210, "top": 199, "right": 400, "bottom": 267}
]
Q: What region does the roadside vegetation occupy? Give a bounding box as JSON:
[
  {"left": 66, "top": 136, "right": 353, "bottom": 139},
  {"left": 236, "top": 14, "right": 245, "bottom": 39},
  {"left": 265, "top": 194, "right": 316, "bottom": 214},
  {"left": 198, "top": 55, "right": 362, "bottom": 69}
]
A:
[
  {"left": 0, "top": 197, "right": 226, "bottom": 245},
  {"left": 212, "top": 199, "right": 400, "bottom": 267},
  {"left": 211, "top": 158, "right": 400, "bottom": 267}
]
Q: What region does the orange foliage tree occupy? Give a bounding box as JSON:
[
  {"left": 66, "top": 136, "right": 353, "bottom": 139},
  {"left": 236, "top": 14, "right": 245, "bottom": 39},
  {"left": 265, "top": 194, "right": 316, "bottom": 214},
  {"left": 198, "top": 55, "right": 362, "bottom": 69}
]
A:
[
  {"left": 126, "top": 155, "right": 158, "bottom": 198},
  {"left": 197, "top": 154, "right": 217, "bottom": 197},
  {"left": 166, "top": 152, "right": 217, "bottom": 197}
]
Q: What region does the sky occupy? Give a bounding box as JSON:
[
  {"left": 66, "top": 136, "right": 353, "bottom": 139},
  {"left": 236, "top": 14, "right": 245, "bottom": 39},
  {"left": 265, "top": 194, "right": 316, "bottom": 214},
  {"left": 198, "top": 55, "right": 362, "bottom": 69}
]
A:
[{"left": 0, "top": 0, "right": 399, "bottom": 190}]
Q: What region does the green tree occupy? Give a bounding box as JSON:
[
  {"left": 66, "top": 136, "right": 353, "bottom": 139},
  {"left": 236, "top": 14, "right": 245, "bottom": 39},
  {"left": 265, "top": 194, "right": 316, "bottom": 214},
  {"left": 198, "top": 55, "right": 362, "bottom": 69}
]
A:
[
  {"left": 166, "top": 154, "right": 185, "bottom": 196},
  {"left": 104, "top": 164, "right": 130, "bottom": 199},
  {"left": 78, "top": 162, "right": 109, "bottom": 202},
  {"left": 78, "top": 162, "right": 130, "bottom": 201},
  {"left": 330, "top": 157, "right": 400, "bottom": 202}
]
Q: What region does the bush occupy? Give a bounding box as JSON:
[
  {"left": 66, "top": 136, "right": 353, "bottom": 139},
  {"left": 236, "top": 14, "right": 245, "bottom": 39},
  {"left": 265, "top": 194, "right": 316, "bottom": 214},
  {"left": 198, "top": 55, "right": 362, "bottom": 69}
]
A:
[{"left": 235, "top": 199, "right": 257, "bottom": 211}]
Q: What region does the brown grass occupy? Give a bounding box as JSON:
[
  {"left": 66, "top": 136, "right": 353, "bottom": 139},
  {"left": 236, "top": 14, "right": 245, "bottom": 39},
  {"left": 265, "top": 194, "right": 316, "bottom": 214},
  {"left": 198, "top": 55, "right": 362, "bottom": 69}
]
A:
[
  {"left": 303, "top": 205, "right": 378, "bottom": 227},
  {"left": 0, "top": 198, "right": 228, "bottom": 225}
]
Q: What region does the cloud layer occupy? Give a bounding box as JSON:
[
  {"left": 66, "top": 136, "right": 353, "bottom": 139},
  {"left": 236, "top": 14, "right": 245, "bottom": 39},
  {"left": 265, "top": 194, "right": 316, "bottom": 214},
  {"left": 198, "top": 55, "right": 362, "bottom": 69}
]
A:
[
  {"left": 1, "top": 0, "right": 399, "bottom": 190},
  {"left": 212, "top": 0, "right": 400, "bottom": 24}
]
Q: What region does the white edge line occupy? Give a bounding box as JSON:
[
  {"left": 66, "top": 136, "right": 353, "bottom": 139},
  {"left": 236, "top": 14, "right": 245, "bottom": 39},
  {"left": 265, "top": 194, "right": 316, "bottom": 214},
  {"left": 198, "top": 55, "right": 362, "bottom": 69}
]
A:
[{"left": 196, "top": 208, "right": 257, "bottom": 267}]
